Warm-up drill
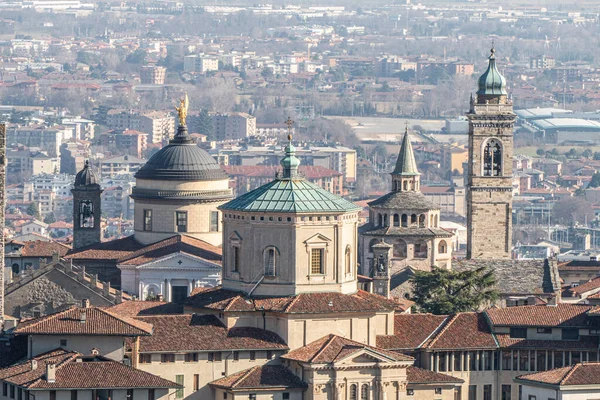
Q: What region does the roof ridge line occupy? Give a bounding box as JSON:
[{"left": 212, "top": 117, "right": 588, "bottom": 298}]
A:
[
  {"left": 284, "top": 293, "right": 302, "bottom": 313},
  {"left": 20, "top": 306, "right": 77, "bottom": 331},
  {"left": 560, "top": 363, "right": 580, "bottom": 386},
  {"left": 426, "top": 313, "right": 459, "bottom": 348},
  {"left": 100, "top": 307, "right": 153, "bottom": 334},
  {"left": 311, "top": 334, "right": 337, "bottom": 363},
  {"left": 417, "top": 315, "right": 450, "bottom": 349},
  {"left": 231, "top": 366, "right": 259, "bottom": 388},
  {"left": 30, "top": 351, "right": 79, "bottom": 389}
]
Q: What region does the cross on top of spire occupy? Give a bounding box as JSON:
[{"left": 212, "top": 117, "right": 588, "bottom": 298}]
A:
[{"left": 285, "top": 116, "right": 294, "bottom": 141}]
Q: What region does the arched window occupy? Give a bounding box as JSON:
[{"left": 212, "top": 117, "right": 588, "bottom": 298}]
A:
[
  {"left": 393, "top": 214, "right": 400, "bottom": 226},
  {"left": 393, "top": 239, "right": 407, "bottom": 259},
  {"left": 378, "top": 214, "right": 383, "bottom": 227},
  {"left": 401, "top": 214, "right": 408, "bottom": 227},
  {"left": 369, "top": 239, "right": 380, "bottom": 253},
  {"left": 264, "top": 247, "right": 278, "bottom": 276},
  {"left": 345, "top": 246, "right": 352, "bottom": 274},
  {"left": 438, "top": 240, "right": 448, "bottom": 254},
  {"left": 403, "top": 181, "right": 408, "bottom": 191},
  {"left": 350, "top": 384, "right": 357, "bottom": 400},
  {"left": 79, "top": 200, "right": 94, "bottom": 228},
  {"left": 434, "top": 214, "right": 438, "bottom": 227},
  {"left": 414, "top": 241, "right": 428, "bottom": 259},
  {"left": 411, "top": 214, "right": 417, "bottom": 226},
  {"left": 419, "top": 214, "right": 426, "bottom": 227},
  {"left": 361, "top": 384, "right": 369, "bottom": 400},
  {"left": 483, "top": 139, "right": 502, "bottom": 176},
  {"left": 383, "top": 214, "right": 388, "bottom": 227},
  {"left": 430, "top": 214, "right": 434, "bottom": 227}
]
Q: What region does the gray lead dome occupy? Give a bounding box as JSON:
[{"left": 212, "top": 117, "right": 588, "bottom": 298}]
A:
[
  {"left": 135, "top": 125, "right": 229, "bottom": 181},
  {"left": 74, "top": 160, "right": 100, "bottom": 187}
]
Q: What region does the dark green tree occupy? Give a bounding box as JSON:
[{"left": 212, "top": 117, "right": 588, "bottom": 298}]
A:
[
  {"left": 536, "top": 148, "right": 546, "bottom": 156},
  {"left": 590, "top": 172, "right": 600, "bottom": 188},
  {"left": 43, "top": 213, "right": 56, "bottom": 224},
  {"left": 196, "top": 109, "right": 213, "bottom": 138},
  {"left": 27, "top": 202, "right": 40, "bottom": 219},
  {"left": 410, "top": 266, "right": 499, "bottom": 314}
]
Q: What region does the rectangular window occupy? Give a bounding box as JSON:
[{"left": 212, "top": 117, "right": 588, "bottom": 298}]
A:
[
  {"left": 519, "top": 351, "right": 529, "bottom": 371},
  {"left": 501, "top": 385, "right": 511, "bottom": 400},
  {"left": 562, "top": 328, "right": 579, "bottom": 340},
  {"left": 250, "top": 351, "right": 256, "bottom": 361},
  {"left": 536, "top": 350, "right": 546, "bottom": 372},
  {"left": 528, "top": 396, "right": 536, "bottom": 400},
  {"left": 536, "top": 327, "right": 551, "bottom": 334},
  {"left": 210, "top": 211, "right": 219, "bottom": 232},
  {"left": 161, "top": 354, "right": 175, "bottom": 363},
  {"left": 510, "top": 327, "right": 527, "bottom": 338},
  {"left": 483, "top": 385, "right": 492, "bottom": 400},
  {"left": 193, "top": 374, "right": 199, "bottom": 391},
  {"left": 233, "top": 351, "right": 239, "bottom": 361},
  {"left": 3, "top": 383, "right": 7, "bottom": 396},
  {"left": 282, "top": 394, "right": 289, "bottom": 400},
  {"left": 502, "top": 351, "right": 511, "bottom": 370},
  {"left": 175, "top": 211, "right": 187, "bottom": 233},
  {"left": 214, "top": 352, "right": 222, "bottom": 362},
  {"left": 590, "top": 329, "right": 600, "bottom": 336},
  {"left": 185, "top": 353, "right": 198, "bottom": 362},
  {"left": 435, "top": 388, "right": 442, "bottom": 395},
  {"left": 266, "top": 351, "right": 273, "bottom": 360},
  {"left": 453, "top": 352, "right": 462, "bottom": 371},
  {"left": 71, "top": 391, "right": 78, "bottom": 400},
  {"left": 175, "top": 375, "right": 184, "bottom": 399},
  {"left": 407, "top": 389, "right": 414, "bottom": 396},
  {"left": 143, "top": 210, "right": 152, "bottom": 231},
  {"left": 10, "top": 386, "right": 15, "bottom": 399},
  {"left": 554, "top": 351, "right": 563, "bottom": 368},
  {"left": 126, "top": 390, "right": 133, "bottom": 400},
  {"left": 17, "top": 388, "right": 21, "bottom": 400},
  {"left": 232, "top": 247, "right": 240, "bottom": 272},
  {"left": 468, "top": 385, "right": 476, "bottom": 400},
  {"left": 48, "top": 391, "right": 54, "bottom": 400},
  {"left": 60, "top": 339, "right": 67, "bottom": 347},
  {"left": 139, "top": 354, "right": 152, "bottom": 364},
  {"left": 310, "top": 248, "right": 324, "bottom": 274},
  {"left": 249, "top": 395, "right": 256, "bottom": 400},
  {"left": 148, "top": 389, "right": 155, "bottom": 400}
]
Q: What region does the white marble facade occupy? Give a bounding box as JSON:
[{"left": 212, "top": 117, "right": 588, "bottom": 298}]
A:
[{"left": 118, "top": 252, "right": 221, "bottom": 301}]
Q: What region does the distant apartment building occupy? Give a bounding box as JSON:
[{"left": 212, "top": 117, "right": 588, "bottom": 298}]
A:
[
  {"left": 60, "top": 141, "right": 89, "bottom": 175},
  {"left": 223, "top": 165, "right": 344, "bottom": 196},
  {"left": 183, "top": 55, "right": 219, "bottom": 73},
  {"left": 100, "top": 130, "right": 148, "bottom": 158},
  {"left": 100, "top": 155, "right": 146, "bottom": 177},
  {"left": 6, "top": 125, "right": 72, "bottom": 157},
  {"left": 30, "top": 173, "right": 74, "bottom": 198},
  {"left": 106, "top": 110, "right": 174, "bottom": 144},
  {"left": 530, "top": 55, "right": 556, "bottom": 69},
  {"left": 256, "top": 123, "right": 294, "bottom": 137},
  {"left": 421, "top": 185, "right": 466, "bottom": 217},
  {"left": 61, "top": 117, "right": 95, "bottom": 140},
  {"left": 30, "top": 153, "right": 58, "bottom": 176},
  {"left": 377, "top": 56, "right": 418, "bottom": 77},
  {"left": 140, "top": 65, "right": 166, "bottom": 84},
  {"left": 7, "top": 147, "right": 57, "bottom": 182},
  {"left": 211, "top": 112, "right": 256, "bottom": 141},
  {"left": 214, "top": 144, "right": 357, "bottom": 183}
]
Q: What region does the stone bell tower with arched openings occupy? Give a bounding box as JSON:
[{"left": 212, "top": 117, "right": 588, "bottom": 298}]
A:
[{"left": 466, "top": 47, "right": 516, "bottom": 259}]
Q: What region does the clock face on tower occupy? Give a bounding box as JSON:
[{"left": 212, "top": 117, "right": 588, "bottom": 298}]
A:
[{"left": 79, "top": 200, "right": 94, "bottom": 228}]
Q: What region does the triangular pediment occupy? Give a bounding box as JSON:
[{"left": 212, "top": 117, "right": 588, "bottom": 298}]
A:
[
  {"left": 303, "top": 233, "right": 331, "bottom": 245},
  {"left": 229, "top": 231, "right": 242, "bottom": 243},
  {"left": 335, "top": 348, "right": 397, "bottom": 365},
  {"left": 123, "top": 252, "right": 221, "bottom": 270}
]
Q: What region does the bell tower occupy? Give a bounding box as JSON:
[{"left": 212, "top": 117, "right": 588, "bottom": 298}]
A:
[
  {"left": 72, "top": 160, "right": 102, "bottom": 249},
  {"left": 466, "top": 47, "right": 516, "bottom": 259}
]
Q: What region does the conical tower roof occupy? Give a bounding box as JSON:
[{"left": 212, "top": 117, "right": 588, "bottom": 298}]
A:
[{"left": 392, "top": 128, "right": 420, "bottom": 177}]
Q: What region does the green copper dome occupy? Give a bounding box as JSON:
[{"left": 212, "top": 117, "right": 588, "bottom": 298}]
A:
[
  {"left": 477, "top": 48, "right": 507, "bottom": 97},
  {"left": 220, "top": 137, "right": 359, "bottom": 214}
]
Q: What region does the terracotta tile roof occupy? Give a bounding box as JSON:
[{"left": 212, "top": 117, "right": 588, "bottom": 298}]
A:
[
  {"left": 185, "top": 287, "right": 398, "bottom": 314},
  {"left": 65, "top": 235, "right": 144, "bottom": 261},
  {"left": 282, "top": 334, "right": 413, "bottom": 363},
  {"left": 105, "top": 301, "right": 182, "bottom": 317},
  {"left": 118, "top": 235, "right": 222, "bottom": 266},
  {"left": 15, "top": 307, "right": 153, "bottom": 336},
  {"left": 564, "top": 277, "right": 600, "bottom": 296},
  {"left": 377, "top": 314, "right": 448, "bottom": 350},
  {"left": 406, "top": 366, "right": 463, "bottom": 384},
  {"left": 516, "top": 363, "right": 600, "bottom": 386},
  {"left": 485, "top": 304, "right": 592, "bottom": 327},
  {"left": 21, "top": 240, "right": 70, "bottom": 257},
  {"left": 495, "top": 334, "right": 599, "bottom": 350},
  {"left": 135, "top": 315, "right": 287, "bottom": 352},
  {"left": 209, "top": 365, "right": 306, "bottom": 390},
  {"left": 424, "top": 313, "right": 497, "bottom": 350},
  {"left": 0, "top": 349, "right": 180, "bottom": 390}
]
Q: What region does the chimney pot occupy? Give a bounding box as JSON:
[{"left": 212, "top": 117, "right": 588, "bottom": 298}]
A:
[
  {"left": 31, "top": 360, "right": 37, "bottom": 370},
  {"left": 157, "top": 294, "right": 164, "bottom": 301},
  {"left": 82, "top": 299, "right": 90, "bottom": 308},
  {"left": 46, "top": 364, "right": 56, "bottom": 383}
]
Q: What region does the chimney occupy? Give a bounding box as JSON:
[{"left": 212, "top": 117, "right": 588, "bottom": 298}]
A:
[
  {"left": 80, "top": 311, "right": 87, "bottom": 323},
  {"left": 31, "top": 360, "right": 37, "bottom": 370},
  {"left": 157, "top": 294, "right": 164, "bottom": 302},
  {"left": 81, "top": 299, "right": 90, "bottom": 308},
  {"left": 46, "top": 364, "right": 56, "bottom": 383}
]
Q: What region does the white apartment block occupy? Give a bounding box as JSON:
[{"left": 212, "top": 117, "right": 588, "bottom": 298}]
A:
[
  {"left": 211, "top": 112, "right": 256, "bottom": 141},
  {"left": 7, "top": 126, "right": 73, "bottom": 157},
  {"left": 183, "top": 55, "right": 219, "bottom": 73},
  {"left": 107, "top": 110, "right": 175, "bottom": 144}
]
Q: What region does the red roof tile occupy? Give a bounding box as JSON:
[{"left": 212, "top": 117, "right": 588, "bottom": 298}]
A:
[
  {"left": 21, "top": 240, "right": 70, "bottom": 257},
  {"left": 135, "top": 315, "right": 287, "bottom": 352},
  {"left": 209, "top": 365, "right": 306, "bottom": 390},
  {"left": 425, "top": 313, "right": 496, "bottom": 350},
  {"left": 0, "top": 349, "right": 179, "bottom": 390},
  {"left": 485, "top": 304, "right": 592, "bottom": 327},
  {"left": 406, "top": 366, "right": 463, "bottom": 384},
  {"left": 516, "top": 363, "right": 600, "bottom": 386},
  {"left": 495, "top": 334, "right": 599, "bottom": 350},
  {"left": 105, "top": 301, "right": 182, "bottom": 317},
  {"left": 65, "top": 235, "right": 144, "bottom": 261},
  {"left": 377, "top": 314, "right": 448, "bottom": 350},
  {"left": 282, "top": 334, "right": 413, "bottom": 363},
  {"left": 564, "top": 277, "right": 600, "bottom": 296},
  {"left": 15, "top": 307, "right": 153, "bottom": 336}
]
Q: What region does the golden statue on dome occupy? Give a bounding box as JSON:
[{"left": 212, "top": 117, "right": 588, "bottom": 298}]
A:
[{"left": 175, "top": 93, "right": 188, "bottom": 126}]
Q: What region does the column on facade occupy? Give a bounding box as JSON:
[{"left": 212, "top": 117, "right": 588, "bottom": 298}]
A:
[
  {"left": 466, "top": 352, "right": 471, "bottom": 372},
  {"left": 435, "top": 353, "right": 440, "bottom": 372},
  {"left": 167, "top": 279, "right": 172, "bottom": 302},
  {"left": 139, "top": 281, "right": 144, "bottom": 300},
  {"left": 188, "top": 279, "right": 193, "bottom": 296},
  {"left": 429, "top": 353, "right": 434, "bottom": 371}
]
